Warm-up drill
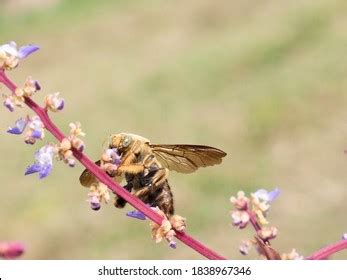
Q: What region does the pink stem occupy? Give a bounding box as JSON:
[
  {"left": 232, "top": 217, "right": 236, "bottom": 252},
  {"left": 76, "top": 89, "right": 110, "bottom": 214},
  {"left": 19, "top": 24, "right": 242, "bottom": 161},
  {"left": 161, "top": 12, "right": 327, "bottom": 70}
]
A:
[
  {"left": 305, "top": 239, "right": 347, "bottom": 260},
  {"left": 246, "top": 210, "right": 262, "bottom": 232},
  {"left": 0, "top": 70, "right": 226, "bottom": 260}
]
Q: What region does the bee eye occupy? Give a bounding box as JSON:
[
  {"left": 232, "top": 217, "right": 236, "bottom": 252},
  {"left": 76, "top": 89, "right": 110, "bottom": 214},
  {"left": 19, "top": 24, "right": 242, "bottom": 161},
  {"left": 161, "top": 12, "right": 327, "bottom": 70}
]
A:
[{"left": 122, "top": 136, "right": 131, "bottom": 147}]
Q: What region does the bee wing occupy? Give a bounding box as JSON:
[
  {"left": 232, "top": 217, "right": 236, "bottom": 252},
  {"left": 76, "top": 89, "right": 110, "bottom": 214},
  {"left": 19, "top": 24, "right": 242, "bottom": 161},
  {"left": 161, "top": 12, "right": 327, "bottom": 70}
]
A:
[
  {"left": 79, "top": 160, "right": 101, "bottom": 187},
  {"left": 150, "top": 144, "right": 226, "bottom": 173},
  {"left": 79, "top": 160, "right": 123, "bottom": 187}
]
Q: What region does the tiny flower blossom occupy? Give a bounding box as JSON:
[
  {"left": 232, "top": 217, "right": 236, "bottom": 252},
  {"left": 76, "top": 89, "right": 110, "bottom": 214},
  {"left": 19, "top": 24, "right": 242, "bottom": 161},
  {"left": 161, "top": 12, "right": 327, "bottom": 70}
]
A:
[
  {"left": 56, "top": 138, "right": 75, "bottom": 167},
  {"left": 3, "top": 95, "right": 14, "bottom": 111},
  {"left": 102, "top": 148, "right": 121, "bottom": 165},
  {"left": 231, "top": 210, "right": 250, "bottom": 228},
  {"left": 230, "top": 191, "right": 251, "bottom": 228},
  {"left": 66, "top": 122, "right": 86, "bottom": 153},
  {"left": 44, "top": 92, "right": 64, "bottom": 112},
  {"left": 342, "top": 233, "right": 347, "bottom": 240},
  {"left": 239, "top": 240, "right": 253, "bottom": 255},
  {"left": 2, "top": 77, "right": 41, "bottom": 112},
  {"left": 281, "top": 248, "right": 304, "bottom": 260},
  {"left": 166, "top": 229, "right": 177, "bottom": 249},
  {"left": 170, "top": 215, "right": 187, "bottom": 232},
  {"left": 257, "top": 226, "right": 278, "bottom": 241},
  {"left": 230, "top": 191, "right": 249, "bottom": 210},
  {"left": 7, "top": 117, "right": 28, "bottom": 135},
  {"left": 24, "top": 116, "right": 45, "bottom": 144},
  {"left": 25, "top": 145, "right": 56, "bottom": 179},
  {"left": 0, "top": 41, "right": 39, "bottom": 70},
  {"left": 101, "top": 148, "right": 121, "bottom": 176},
  {"left": 17, "top": 76, "right": 41, "bottom": 98},
  {"left": 151, "top": 219, "right": 172, "bottom": 243},
  {"left": 0, "top": 242, "right": 25, "bottom": 259},
  {"left": 2, "top": 92, "right": 24, "bottom": 111},
  {"left": 69, "top": 122, "right": 85, "bottom": 137},
  {"left": 169, "top": 240, "right": 177, "bottom": 249},
  {"left": 89, "top": 196, "right": 101, "bottom": 211},
  {"left": 250, "top": 188, "right": 280, "bottom": 225},
  {"left": 70, "top": 137, "right": 85, "bottom": 152},
  {"left": 87, "top": 183, "right": 111, "bottom": 210},
  {"left": 150, "top": 207, "right": 178, "bottom": 249},
  {"left": 252, "top": 188, "right": 280, "bottom": 204},
  {"left": 126, "top": 209, "right": 147, "bottom": 220}
]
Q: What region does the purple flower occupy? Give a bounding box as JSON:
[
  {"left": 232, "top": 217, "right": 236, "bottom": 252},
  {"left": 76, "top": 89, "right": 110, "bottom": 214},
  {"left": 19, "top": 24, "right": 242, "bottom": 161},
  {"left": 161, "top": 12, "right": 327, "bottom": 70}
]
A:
[
  {"left": 126, "top": 210, "right": 147, "bottom": 220},
  {"left": 31, "top": 130, "right": 42, "bottom": 139},
  {"left": 18, "top": 45, "right": 40, "bottom": 59},
  {"left": 3, "top": 98, "right": 14, "bottom": 112},
  {"left": 56, "top": 99, "right": 64, "bottom": 110},
  {"left": 34, "top": 80, "right": 41, "bottom": 91},
  {"left": 0, "top": 41, "right": 39, "bottom": 59},
  {"left": 253, "top": 188, "right": 280, "bottom": 203},
  {"left": 239, "top": 240, "right": 252, "bottom": 255},
  {"left": 169, "top": 241, "right": 177, "bottom": 249},
  {"left": 44, "top": 93, "right": 65, "bottom": 112},
  {"left": 231, "top": 210, "right": 250, "bottom": 229},
  {"left": 89, "top": 196, "right": 101, "bottom": 211},
  {"left": 25, "top": 116, "right": 45, "bottom": 143},
  {"left": 29, "top": 116, "right": 44, "bottom": 133},
  {"left": 7, "top": 118, "right": 28, "bottom": 135},
  {"left": 25, "top": 145, "right": 55, "bottom": 179},
  {"left": 106, "top": 148, "right": 121, "bottom": 165}
]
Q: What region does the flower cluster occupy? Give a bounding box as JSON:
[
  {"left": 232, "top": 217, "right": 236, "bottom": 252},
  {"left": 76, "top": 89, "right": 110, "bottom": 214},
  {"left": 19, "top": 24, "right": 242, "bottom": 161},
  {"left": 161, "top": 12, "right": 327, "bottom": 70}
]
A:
[
  {"left": 25, "top": 145, "right": 56, "bottom": 179},
  {"left": 44, "top": 92, "right": 64, "bottom": 112},
  {"left": 100, "top": 148, "right": 121, "bottom": 176},
  {"left": 56, "top": 138, "right": 76, "bottom": 167},
  {"left": 0, "top": 41, "right": 39, "bottom": 70},
  {"left": 150, "top": 207, "right": 178, "bottom": 249},
  {"left": 281, "top": 248, "right": 304, "bottom": 260},
  {"left": 7, "top": 115, "right": 46, "bottom": 145},
  {"left": 230, "top": 189, "right": 279, "bottom": 234},
  {"left": 87, "top": 183, "right": 112, "bottom": 211},
  {"left": 0, "top": 43, "right": 86, "bottom": 179},
  {"left": 3, "top": 41, "right": 347, "bottom": 261},
  {"left": 3, "top": 76, "right": 41, "bottom": 112},
  {"left": 230, "top": 188, "right": 304, "bottom": 259},
  {"left": 126, "top": 207, "right": 186, "bottom": 249},
  {"left": 23, "top": 122, "right": 87, "bottom": 179},
  {"left": 81, "top": 148, "right": 121, "bottom": 210}
]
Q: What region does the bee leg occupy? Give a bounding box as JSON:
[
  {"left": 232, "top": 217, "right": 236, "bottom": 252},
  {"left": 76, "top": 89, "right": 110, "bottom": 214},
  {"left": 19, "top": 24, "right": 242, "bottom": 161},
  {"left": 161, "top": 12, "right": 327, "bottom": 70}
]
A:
[
  {"left": 134, "top": 187, "right": 151, "bottom": 203},
  {"left": 141, "top": 168, "right": 168, "bottom": 189},
  {"left": 114, "top": 183, "right": 133, "bottom": 208},
  {"left": 116, "top": 164, "right": 144, "bottom": 176},
  {"left": 151, "top": 168, "right": 168, "bottom": 187}
]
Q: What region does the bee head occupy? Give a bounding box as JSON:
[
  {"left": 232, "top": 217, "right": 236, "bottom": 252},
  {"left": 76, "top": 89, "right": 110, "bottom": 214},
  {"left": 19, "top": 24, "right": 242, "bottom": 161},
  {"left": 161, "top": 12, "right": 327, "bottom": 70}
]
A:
[
  {"left": 108, "top": 133, "right": 150, "bottom": 154},
  {"left": 109, "top": 133, "right": 133, "bottom": 153}
]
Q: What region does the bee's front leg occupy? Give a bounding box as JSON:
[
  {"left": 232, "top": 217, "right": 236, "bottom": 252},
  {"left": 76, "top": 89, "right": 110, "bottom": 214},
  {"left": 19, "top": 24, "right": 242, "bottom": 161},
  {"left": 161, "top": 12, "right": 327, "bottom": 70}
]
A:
[{"left": 116, "top": 164, "right": 144, "bottom": 175}]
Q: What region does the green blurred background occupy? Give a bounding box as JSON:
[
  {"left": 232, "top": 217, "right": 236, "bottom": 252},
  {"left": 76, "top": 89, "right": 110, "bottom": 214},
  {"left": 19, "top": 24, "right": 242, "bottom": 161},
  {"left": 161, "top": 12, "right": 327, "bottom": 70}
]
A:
[{"left": 1, "top": 0, "right": 347, "bottom": 259}]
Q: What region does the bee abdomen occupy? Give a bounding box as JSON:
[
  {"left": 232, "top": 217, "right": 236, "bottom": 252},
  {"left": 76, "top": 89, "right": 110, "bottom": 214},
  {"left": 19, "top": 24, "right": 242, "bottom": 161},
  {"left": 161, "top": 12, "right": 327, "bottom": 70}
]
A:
[{"left": 150, "top": 180, "right": 174, "bottom": 217}]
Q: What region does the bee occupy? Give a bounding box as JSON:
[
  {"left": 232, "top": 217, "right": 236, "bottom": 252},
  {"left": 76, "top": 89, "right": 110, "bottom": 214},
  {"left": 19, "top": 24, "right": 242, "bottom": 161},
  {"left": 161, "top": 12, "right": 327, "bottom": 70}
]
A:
[{"left": 79, "top": 133, "right": 226, "bottom": 219}]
